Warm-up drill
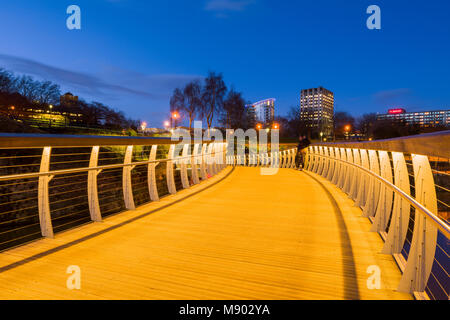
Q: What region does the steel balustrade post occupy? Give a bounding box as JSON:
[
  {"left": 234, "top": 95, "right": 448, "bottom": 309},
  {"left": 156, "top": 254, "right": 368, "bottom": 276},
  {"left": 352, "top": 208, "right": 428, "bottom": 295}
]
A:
[
  {"left": 147, "top": 145, "right": 160, "bottom": 201},
  {"left": 363, "top": 150, "right": 381, "bottom": 218},
  {"left": 166, "top": 144, "right": 177, "bottom": 194},
  {"left": 290, "top": 149, "right": 296, "bottom": 169},
  {"left": 180, "top": 144, "right": 190, "bottom": 189},
  {"left": 371, "top": 151, "right": 394, "bottom": 233},
  {"left": 355, "top": 149, "right": 369, "bottom": 208},
  {"left": 331, "top": 147, "right": 340, "bottom": 184},
  {"left": 206, "top": 143, "right": 214, "bottom": 175},
  {"left": 343, "top": 148, "right": 353, "bottom": 194},
  {"left": 191, "top": 144, "right": 200, "bottom": 184},
  {"left": 200, "top": 143, "right": 208, "bottom": 180},
  {"left": 212, "top": 143, "right": 218, "bottom": 174},
  {"left": 317, "top": 147, "right": 324, "bottom": 174},
  {"left": 382, "top": 152, "right": 410, "bottom": 255},
  {"left": 398, "top": 154, "right": 438, "bottom": 295},
  {"left": 337, "top": 148, "right": 347, "bottom": 189},
  {"left": 306, "top": 146, "right": 313, "bottom": 171},
  {"left": 321, "top": 147, "right": 329, "bottom": 177},
  {"left": 88, "top": 146, "right": 102, "bottom": 222},
  {"left": 325, "top": 147, "right": 335, "bottom": 180},
  {"left": 123, "top": 145, "right": 136, "bottom": 210},
  {"left": 38, "top": 146, "right": 54, "bottom": 238},
  {"left": 348, "top": 149, "right": 361, "bottom": 201},
  {"left": 312, "top": 146, "right": 319, "bottom": 173}
]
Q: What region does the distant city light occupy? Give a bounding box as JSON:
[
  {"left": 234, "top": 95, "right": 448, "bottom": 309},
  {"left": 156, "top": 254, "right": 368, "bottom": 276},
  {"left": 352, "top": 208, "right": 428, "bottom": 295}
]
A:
[{"left": 388, "top": 108, "right": 406, "bottom": 114}]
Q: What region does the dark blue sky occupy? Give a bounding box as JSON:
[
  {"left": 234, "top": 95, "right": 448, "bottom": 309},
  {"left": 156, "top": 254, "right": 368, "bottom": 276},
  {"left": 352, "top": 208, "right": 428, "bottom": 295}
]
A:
[{"left": 1, "top": 0, "right": 449, "bottom": 127}]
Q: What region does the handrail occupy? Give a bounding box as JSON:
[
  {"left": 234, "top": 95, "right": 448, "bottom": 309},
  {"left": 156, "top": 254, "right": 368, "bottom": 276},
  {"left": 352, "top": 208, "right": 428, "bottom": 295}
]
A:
[
  {"left": 0, "top": 150, "right": 224, "bottom": 182},
  {"left": 313, "top": 130, "right": 450, "bottom": 159},
  {"left": 0, "top": 133, "right": 214, "bottom": 148},
  {"left": 315, "top": 153, "right": 450, "bottom": 238}
]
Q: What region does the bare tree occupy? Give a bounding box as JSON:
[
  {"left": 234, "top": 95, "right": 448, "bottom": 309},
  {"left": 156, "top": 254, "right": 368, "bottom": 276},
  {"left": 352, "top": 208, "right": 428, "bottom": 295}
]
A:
[
  {"left": 183, "top": 80, "right": 202, "bottom": 131},
  {"left": 14, "top": 75, "right": 42, "bottom": 102},
  {"left": 0, "top": 68, "right": 16, "bottom": 93},
  {"left": 220, "top": 89, "right": 248, "bottom": 129},
  {"left": 201, "top": 71, "right": 227, "bottom": 129},
  {"left": 37, "top": 81, "right": 61, "bottom": 105}
]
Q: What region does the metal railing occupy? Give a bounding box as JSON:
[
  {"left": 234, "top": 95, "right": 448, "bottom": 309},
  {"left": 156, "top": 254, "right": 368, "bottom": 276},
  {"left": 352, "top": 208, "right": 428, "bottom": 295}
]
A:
[
  {"left": 226, "top": 147, "right": 298, "bottom": 168},
  {"left": 305, "top": 131, "right": 450, "bottom": 300},
  {"left": 0, "top": 134, "right": 227, "bottom": 251}
]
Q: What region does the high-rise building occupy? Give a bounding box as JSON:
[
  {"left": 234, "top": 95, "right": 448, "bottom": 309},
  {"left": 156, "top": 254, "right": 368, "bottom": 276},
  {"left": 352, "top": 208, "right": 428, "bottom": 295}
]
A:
[
  {"left": 376, "top": 108, "right": 450, "bottom": 128},
  {"left": 246, "top": 98, "right": 275, "bottom": 127},
  {"left": 300, "top": 87, "right": 334, "bottom": 138}
]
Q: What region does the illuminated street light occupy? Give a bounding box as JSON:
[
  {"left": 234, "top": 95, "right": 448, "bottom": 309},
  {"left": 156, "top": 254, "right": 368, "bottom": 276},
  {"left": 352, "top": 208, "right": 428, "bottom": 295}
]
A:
[
  {"left": 256, "top": 123, "right": 262, "bottom": 130},
  {"left": 272, "top": 123, "right": 279, "bottom": 130},
  {"left": 171, "top": 111, "right": 180, "bottom": 128},
  {"left": 163, "top": 121, "right": 170, "bottom": 129},
  {"left": 140, "top": 121, "right": 147, "bottom": 133}
]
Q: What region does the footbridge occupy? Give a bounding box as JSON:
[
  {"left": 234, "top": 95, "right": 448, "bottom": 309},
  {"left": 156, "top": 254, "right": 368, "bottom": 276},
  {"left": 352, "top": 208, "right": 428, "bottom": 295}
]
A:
[{"left": 0, "top": 132, "right": 448, "bottom": 300}]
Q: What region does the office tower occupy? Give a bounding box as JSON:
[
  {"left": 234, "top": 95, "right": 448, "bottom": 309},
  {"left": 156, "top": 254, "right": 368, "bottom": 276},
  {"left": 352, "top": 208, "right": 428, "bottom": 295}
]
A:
[
  {"left": 300, "top": 87, "right": 334, "bottom": 138},
  {"left": 246, "top": 98, "right": 275, "bottom": 127}
]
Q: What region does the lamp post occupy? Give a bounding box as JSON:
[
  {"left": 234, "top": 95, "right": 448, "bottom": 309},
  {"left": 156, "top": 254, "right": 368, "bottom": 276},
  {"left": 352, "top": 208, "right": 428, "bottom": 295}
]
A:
[
  {"left": 140, "top": 121, "right": 147, "bottom": 135},
  {"left": 344, "top": 125, "right": 351, "bottom": 140},
  {"left": 163, "top": 121, "right": 170, "bottom": 130},
  {"left": 171, "top": 111, "right": 180, "bottom": 129}
]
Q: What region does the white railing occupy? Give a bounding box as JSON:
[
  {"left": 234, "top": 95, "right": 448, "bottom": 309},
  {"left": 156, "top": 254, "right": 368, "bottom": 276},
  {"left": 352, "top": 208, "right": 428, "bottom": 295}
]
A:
[
  {"left": 226, "top": 148, "right": 298, "bottom": 168},
  {"left": 305, "top": 133, "right": 450, "bottom": 300},
  {"left": 0, "top": 134, "right": 227, "bottom": 242}
]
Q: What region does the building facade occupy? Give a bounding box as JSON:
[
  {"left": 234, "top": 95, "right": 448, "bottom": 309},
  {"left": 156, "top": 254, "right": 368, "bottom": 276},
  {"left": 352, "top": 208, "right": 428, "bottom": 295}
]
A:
[
  {"left": 246, "top": 98, "right": 275, "bottom": 127},
  {"left": 376, "top": 108, "right": 450, "bottom": 128},
  {"left": 300, "top": 87, "right": 334, "bottom": 138}
]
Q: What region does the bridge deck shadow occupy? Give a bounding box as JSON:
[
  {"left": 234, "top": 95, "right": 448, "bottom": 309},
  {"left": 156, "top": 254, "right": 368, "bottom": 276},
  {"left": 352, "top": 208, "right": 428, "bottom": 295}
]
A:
[{"left": 0, "top": 166, "right": 411, "bottom": 300}]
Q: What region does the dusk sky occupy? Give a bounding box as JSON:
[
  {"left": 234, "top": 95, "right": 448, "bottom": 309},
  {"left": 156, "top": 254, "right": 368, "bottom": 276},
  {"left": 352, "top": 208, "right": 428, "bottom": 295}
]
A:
[{"left": 1, "top": 0, "right": 449, "bottom": 127}]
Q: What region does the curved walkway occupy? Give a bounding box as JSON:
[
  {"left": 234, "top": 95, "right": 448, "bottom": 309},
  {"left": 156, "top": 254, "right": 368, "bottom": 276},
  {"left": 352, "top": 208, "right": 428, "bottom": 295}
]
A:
[{"left": 0, "top": 167, "right": 411, "bottom": 299}]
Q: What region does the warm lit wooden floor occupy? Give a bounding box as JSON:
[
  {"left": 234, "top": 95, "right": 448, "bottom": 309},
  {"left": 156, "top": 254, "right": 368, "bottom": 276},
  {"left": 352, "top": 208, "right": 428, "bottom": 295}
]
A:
[{"left": 0, "top": 166, "right": 411, "bottom": 300}]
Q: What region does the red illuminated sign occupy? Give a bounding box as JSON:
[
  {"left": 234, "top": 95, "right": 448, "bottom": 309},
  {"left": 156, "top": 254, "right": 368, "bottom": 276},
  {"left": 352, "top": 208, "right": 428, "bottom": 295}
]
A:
[{"left": 388, "top": 108, "right": 406, "bottom": 114}]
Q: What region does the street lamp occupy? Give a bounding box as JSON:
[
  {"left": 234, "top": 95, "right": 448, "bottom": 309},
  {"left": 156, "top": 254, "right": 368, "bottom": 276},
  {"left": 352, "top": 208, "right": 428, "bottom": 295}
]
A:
[
  {"left": 344, "top": 125, "right": 351, "bottom": 140},
  {"left": 171, "top": 111, "right": 180, "bottom": 128},
  {"left": 320, "top": 132, "right": 323, "bottom": 142},
  {"left": 140, "top": 121, "right": 147, "bottom": 134},
  {"left": 163, "top": 121, "right": 170, "bottom": 130},
  {"left": 272, "top": 123, "right": 279, "bottom": 130},
  {"left": 256, "top": 123, "right": 262, "bottom": 130}
]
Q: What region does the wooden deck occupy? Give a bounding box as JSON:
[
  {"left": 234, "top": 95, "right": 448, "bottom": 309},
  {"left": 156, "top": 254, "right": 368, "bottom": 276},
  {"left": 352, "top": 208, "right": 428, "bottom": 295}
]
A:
[{"left": 0, "top": 167, "right": 411, "bottom": 300}]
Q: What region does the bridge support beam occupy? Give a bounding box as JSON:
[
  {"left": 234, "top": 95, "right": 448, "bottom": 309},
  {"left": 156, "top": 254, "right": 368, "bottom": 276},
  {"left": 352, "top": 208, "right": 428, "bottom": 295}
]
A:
[
  {"left": 38, "top": 146, "right": 54, "bottom": 238},
  {"left": 180, "top": 144, "right": 190, "bottom": 189},
  {"left": 363, "top": 150, "right": 380, "bottom": 218},
  {"left": 398, "top": 154, "right": 438, "bottom": 295},
  {"left": 167, "top": 144, "right": 177, "bottom": 194},
  {"left": 148, "top": 145, "right": 160, "bottom": 201},
  {"left": 371, "top": 151, "right": 393, "bottom": 234},
  {"left": 123, "top": 145, "right": 136, "bottom": 210},
  {"left": 88, "top": 146, "right": 102, "bottom": 222},
  {"left": 382, "top": 152, "right": 410, "bottom": 254},
  {"left": 191, "top": 144, "right": 200, "bottom": 185}
]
